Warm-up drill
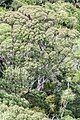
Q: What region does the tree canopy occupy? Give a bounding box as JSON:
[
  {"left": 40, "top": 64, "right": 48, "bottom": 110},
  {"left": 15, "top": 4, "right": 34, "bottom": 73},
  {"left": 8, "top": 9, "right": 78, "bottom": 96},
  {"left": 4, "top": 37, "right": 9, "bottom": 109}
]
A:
[{"left": 0, "top": 0, "right": 80, "bottom": 120}]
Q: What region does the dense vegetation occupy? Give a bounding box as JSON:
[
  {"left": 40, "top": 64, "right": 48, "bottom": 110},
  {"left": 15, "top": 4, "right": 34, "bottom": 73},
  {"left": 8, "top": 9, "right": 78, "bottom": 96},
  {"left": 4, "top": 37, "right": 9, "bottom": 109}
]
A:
[{"left": 0, "top": 0, "right": 80, "bottom": 119}]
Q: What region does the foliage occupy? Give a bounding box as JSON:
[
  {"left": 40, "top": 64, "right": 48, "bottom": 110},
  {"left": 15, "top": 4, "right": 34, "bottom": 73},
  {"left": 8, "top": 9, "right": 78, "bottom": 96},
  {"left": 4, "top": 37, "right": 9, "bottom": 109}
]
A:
[
  {"left": 21, "top": 89, "right": 51, "bottom": 114},
  {"left": 62, "top": 115, "right": 76, "bottom": 120},
  {"left": 0, "top": 103, "right": 49, "bottom": 120},
  {"left": 0, "top": 0, "right": 80, "bottom": 119},
  {"left": 0, "top": 90, "right": 29, "bottom": 108}
]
